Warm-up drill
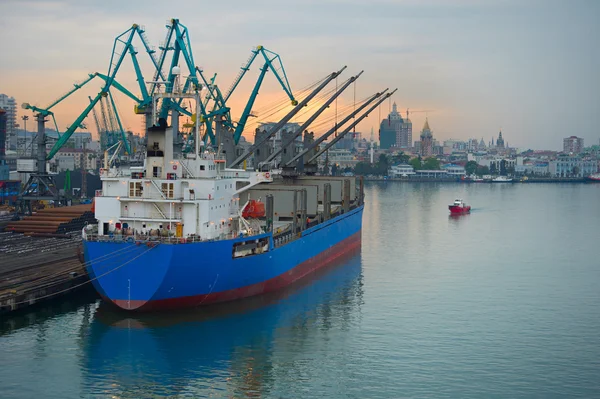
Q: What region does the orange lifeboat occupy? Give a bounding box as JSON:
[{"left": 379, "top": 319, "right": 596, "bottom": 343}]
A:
[{"left": 242, "top": 200, "right": 266, "bottom": 219}]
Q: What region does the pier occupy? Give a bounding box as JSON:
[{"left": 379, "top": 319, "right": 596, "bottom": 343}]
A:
[{"left": 0, "top": 204, "right": 96, "bottom": 314}]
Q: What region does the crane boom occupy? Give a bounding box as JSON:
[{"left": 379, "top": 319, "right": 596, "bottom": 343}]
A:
[
  {"left": 284, "top": 90, "right": 387, "bottom": 167},
  {"left": 47, "top": 93, "right": 103, "bottom": 160},
  {"left": 108, "top": 90, "right": 131, "bottom": 154},
  {"left": 264, "top": 71, "right": 363, "bottom": 164},
  {"left": 259, "top": 48, "right": 295, "bottom": 105},
  {"left": 44, "top": 73, "right": 97, "bottom": 113},
  {"left": 229, "top": 66, "right": 347, "bottom": 169},
  {"left": 307, "top": 89, "right": 398, "bottom": 164},
  {"left": 232, "top": 63, "right": 269, "bottom": 144},
  {"left": 223, "top": 47, "right": 260, "bottom": 102}
]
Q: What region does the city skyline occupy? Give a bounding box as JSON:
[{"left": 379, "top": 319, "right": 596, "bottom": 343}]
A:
[{"left": 1, "top": 0, "right": 598, "bottom": 151}]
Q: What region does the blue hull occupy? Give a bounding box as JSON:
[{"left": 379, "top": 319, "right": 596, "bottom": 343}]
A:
[{"left": 83, "top": 206, "right": 363, "bottom": 310}]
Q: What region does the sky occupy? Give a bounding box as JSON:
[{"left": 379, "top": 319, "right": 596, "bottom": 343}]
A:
[{"left": 0, "top": 0, "right": 598, "bottom": 150}]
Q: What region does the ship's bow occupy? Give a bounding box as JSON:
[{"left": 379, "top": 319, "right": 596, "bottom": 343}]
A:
[{"left": 83, "top": 241, "right": 171, "bottom": 310}]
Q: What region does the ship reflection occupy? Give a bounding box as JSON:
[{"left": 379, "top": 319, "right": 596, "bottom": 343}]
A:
[
  {"left": 448, "top": 213, "right": 471, "bottom": 223},
  {"left": 81, "top": 249, "right": 364, "bottom": 398}
]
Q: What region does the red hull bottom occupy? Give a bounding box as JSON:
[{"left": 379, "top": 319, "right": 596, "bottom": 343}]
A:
[
  {"left": 449, "top": 206, "right": 470, "bottom": 214},
  {"left": 110, "top": 231, "right": 362, "bottom": 311}
]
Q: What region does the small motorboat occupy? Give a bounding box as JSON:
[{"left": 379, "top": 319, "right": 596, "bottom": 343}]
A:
[
  {"left": 449, "top": 199, "right": 471, "bottom": 214},
  {"left": 492, "top": 176, "right": 513, "bottom": 182}
]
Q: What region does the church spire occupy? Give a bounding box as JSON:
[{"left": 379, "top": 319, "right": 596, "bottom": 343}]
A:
[
  {"left": 392, "top": 102, "right": 398, "bottom": 113},
  {"left": 423, "top": 117, "right": 430, "bottom": 131}
]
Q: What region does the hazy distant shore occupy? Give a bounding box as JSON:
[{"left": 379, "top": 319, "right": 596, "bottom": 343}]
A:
[{"left": 363, "top": 177, "right": 591, "bottom": 183}]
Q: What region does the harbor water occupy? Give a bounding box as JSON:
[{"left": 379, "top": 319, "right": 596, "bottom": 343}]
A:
[{"left": 1, "top": 182, "right": 599, "bottom": 398}]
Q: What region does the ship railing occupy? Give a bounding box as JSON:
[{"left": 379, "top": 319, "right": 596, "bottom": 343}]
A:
[{"left": 83, "top": 232, "right": 239, "bottom": 244}]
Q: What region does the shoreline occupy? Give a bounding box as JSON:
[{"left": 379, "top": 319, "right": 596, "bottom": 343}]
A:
[{"left": 362, "top": 177, "right": 594, "bottom": 183}]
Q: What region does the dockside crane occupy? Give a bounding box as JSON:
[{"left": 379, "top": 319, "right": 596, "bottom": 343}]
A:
[
  {"left": 44, "top": 21, "right": 176, "bottom": 161},
  {"left": 222, "top": 46, "right": 297, "bottom": 145},
  {"left": 18, "top": 73, "right": 105, "bottom": 214}
]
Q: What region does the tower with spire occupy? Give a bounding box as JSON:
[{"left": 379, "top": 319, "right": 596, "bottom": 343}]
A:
[
  {"left": 419, "top": 118, "right": 434, "bottom": 157},
  {"left": 496, "top": 129, "right": 505, "bottom": 148},
  {"left": 379, "top": 102, "right": 412, "bottom": 149}
]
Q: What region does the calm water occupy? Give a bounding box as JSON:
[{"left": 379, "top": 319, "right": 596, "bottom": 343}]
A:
[{"left": 1, "top": 183, "right": 599, "bottom": 398}]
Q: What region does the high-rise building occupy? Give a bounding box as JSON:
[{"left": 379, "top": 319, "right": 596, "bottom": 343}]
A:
[
  {"left": 379, "top": 103, "right": 412, "bottom": 149},
  {"left": 419, "top": 118, "right": 434, "bottom": 157},
  {"left": 563, "top": 136, "right": 584, "bottom": 154},
  {"left": 0, "top": 94, "right": 16, "bottom": 151}
]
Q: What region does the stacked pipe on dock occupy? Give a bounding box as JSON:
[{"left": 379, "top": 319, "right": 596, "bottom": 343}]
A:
[{"left": 5, "top": 204, "right": 95, "bottom": 234}]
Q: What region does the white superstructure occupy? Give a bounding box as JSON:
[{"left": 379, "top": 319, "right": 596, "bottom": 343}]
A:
[{"left": 90, "top": 71, "right": 273, "bottom": 241}]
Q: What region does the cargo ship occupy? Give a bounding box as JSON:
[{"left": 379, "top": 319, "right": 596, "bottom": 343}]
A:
[{"left": 82, "top": 81, "right": 365, "bottom": 312}]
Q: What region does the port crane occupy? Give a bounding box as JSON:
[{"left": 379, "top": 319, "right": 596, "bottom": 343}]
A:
[
  {"left": 40, "top": 19, "right": 211, "bottom": 162},
  {"left": 18, "top": 72, "right": 120, "bottom": 214},
  {"left": 183, "top": 45, "right": 297, "bottom": 154}
]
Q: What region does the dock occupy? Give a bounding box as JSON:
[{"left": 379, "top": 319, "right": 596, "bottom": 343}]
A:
[{"left": 0, "top": 204, "right": 97, "bottom": 314}]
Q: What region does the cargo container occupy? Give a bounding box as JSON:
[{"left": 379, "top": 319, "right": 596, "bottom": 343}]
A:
[{"left": 0, "top": 180, "right": 20, "bottom": 205}]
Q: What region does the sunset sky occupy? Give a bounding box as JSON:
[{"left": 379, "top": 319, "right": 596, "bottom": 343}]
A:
[{"left": 1, "top": 0, "right": 598, "bottom": 150}]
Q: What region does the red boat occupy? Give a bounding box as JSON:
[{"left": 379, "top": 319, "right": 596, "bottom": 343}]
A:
[{"left": 449, "top": 199, "right": 471, "bottom": 214}]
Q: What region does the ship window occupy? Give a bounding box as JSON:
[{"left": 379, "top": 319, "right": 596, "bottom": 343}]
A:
[
  {"left": 200, "top": 165, "right": 205, "bottom": 171},
  {"left": 129, "top": 182, "right": 142, "bottom": 197},
  {"left": 161, "top": 183, "right": 174, "bottom": 199}
]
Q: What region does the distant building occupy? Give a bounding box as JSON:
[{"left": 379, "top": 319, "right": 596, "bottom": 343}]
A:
[
  {"left": 379, "top": 103, "right": 412, "bottom": 149},
  {"left": 563, "top": 136, "right": 584, "bottom": 154},
  {"left": 55, "top": 148, "right": 97, "bottom": 171},
  {"left": 318, "top": 149, "right": 357, "bottom": 169},
  {"left": 468, "top": 138, "right": 479, "bottom": 152},
  {"left": 443, "top": 164, "right": 467, "bottom": 177},
  {"left": 388, "top": 164, "right": 415, "bottom": 177},
  {"left": 0, "top": 94, "right": 16, "bottom": 151},
  {"left": 515, "top": 161, "right": 549, "bottom": 176},
  {"left": 496, "top": 130, "right": 505, "bottom": 148},
  {"left": 419, "top": 118, "right": 434, "bottom": 157},
  {"left": 550, "top": 155, "right": 597, "bottom": 177},
  {"left": 333, "top": 134, "right": 359, "bottom": 151},
  {"left": 0, "top": 109, "right": 6, "bottom": 159}
]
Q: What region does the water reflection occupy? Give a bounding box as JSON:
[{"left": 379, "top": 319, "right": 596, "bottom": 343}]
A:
[
  {"left": 448, "top": 213, "right": 470, "bottom": 223},
  {"left": 0, "top": 289, "right": 98, "bottom": 337},
  {"left": 81, "top": 250, "right": 364, "bottom": 397}
]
